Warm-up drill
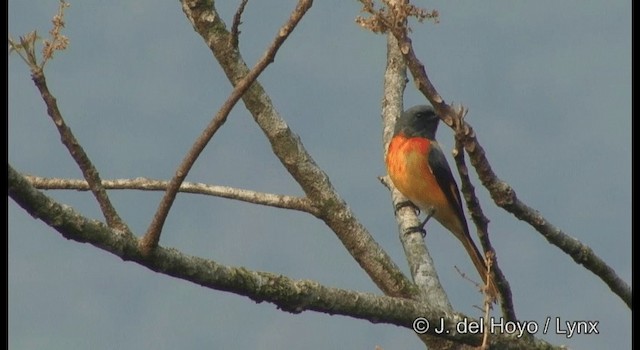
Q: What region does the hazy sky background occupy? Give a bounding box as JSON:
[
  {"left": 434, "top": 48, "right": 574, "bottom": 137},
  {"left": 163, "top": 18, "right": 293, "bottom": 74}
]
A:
[{"left": 9, "top": 1, "right": 631, "bottom": 349}]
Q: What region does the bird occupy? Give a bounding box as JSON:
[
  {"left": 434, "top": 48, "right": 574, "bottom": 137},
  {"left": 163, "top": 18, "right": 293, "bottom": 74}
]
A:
[{"left": 385, "top": 104, "right": 498, "bottom": 300}]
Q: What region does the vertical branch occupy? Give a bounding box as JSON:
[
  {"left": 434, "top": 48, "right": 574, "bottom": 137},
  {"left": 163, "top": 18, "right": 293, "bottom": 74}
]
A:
[
  {"left": 381, "top": 33, "right": 452, "bottom": 310},
  {"left": 141, "top": 0, "right": 314, "bottom": 254},
  {"left": 382, "top": 31, "right": 456, "bottom": 350}
]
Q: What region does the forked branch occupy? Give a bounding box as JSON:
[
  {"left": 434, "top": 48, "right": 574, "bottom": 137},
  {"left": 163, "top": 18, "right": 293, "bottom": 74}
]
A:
[{"left": 141, "top": 0, "right": 314, "bottom": 255}]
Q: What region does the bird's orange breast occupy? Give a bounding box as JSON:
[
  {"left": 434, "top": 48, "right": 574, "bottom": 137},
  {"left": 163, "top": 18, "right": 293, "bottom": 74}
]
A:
[{"left": 386, "top": 134, "right": 450, "bottom": 214}]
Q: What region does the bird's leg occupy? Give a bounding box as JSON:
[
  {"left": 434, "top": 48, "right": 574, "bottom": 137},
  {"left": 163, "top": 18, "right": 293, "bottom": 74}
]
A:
[
  {"left": 420, "top": 206, "right": 436, "bottom": 228},
  {"left": 404, "top": 206, "right": 436, "bottom": 238}
]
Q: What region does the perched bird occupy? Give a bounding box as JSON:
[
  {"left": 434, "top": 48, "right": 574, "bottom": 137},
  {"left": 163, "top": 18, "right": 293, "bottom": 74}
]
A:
[{"left": 386, "top": 105, "right": 498, "bottom": 299}]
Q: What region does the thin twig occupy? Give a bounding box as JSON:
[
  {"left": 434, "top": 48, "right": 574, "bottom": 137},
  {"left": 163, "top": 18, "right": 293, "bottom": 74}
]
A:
[
  {"left": 453, "top": 139, "right": 517, "bottom": 322},
  {"left": 230, "top": 0, "right": 249, "bottom": 48},
  {"left": 481, "top": 252, "right": 493, "bottom": 349},
  {"left": 141, "top": 0, "right": 314, "bottom": 255},
  {"left": 25, "top": 175, "right": 319, "bottom": 215}
]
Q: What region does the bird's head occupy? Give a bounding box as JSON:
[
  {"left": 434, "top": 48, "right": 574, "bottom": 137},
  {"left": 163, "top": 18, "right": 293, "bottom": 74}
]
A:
[{"left": 394, "top": 105, "right": 440, "bottom": 140}]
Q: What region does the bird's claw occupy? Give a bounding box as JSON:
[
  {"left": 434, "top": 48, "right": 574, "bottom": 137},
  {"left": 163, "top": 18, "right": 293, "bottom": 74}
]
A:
[{"left": 404, "top": 226, "right": 427, "bottom": 238}]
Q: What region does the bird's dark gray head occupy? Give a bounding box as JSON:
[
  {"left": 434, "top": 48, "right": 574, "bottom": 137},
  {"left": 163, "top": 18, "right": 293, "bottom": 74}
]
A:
[{"left": 394, "top": 105, "right": 440, "bottom": 140}]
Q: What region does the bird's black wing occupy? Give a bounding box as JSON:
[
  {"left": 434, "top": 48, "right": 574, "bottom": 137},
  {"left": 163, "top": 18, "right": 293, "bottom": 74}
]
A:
[{"left": 427, "top": 142, "right": 470, "bottom": 235}]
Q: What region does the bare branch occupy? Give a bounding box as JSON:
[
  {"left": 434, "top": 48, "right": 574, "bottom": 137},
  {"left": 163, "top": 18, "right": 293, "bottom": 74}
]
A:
[
  {"left": 25, "top": 175, "right": 319, "bottom": 215},
  {"left": 141, "top": 0, "right": 314, "bottom": 255},
  {"left": 181, "top": 0, "right": 418, "bottom": 299},
  {"left": 9, "top": 164, "right": 561, "bottom": 349}
]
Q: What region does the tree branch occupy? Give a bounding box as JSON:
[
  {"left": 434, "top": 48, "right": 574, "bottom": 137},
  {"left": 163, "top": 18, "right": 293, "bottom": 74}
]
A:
[
  {"left": 24, "top": 175, "right": 319, "bottom": 215},
  {"left": 457, "top": 105, "right": 631, "bottom": 309},
  {"left": 141, "top": 0, "right": 314, "bottom": 255},
  {"left": 8, "top": 165, "right": 561, "bottom": 349},
  {"left": 181, "top": 0, "right": 418, "bottom": 299},
  {"left": 30, "top": 69, "right": 129, "bottom": 234}
]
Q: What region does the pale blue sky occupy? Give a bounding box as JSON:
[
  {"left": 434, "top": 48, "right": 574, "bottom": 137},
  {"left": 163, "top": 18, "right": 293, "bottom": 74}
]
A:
[{"left": 9, "top": 1, "right": 631, "bottom": 349}]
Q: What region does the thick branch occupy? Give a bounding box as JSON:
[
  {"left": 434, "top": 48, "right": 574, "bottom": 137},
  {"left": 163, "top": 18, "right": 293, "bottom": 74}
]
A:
[
  {"left": 30, "top": 69, "right": 129, "bottom": 233},
  {"left": 9, "top": 165, "right": 560, "bottom": 349},
  {"left": 141, "top": 0, "right": 314, "bottom": 254},
  {"left": 24, "top": 176, "right": 319, "bottom": 215},
  {"left": 181, "top": 0, "right": 417, "bottom": 299}
]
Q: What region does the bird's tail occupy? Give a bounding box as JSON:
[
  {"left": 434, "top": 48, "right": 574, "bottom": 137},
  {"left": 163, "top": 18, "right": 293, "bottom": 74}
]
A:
[{"left": 460, "top": 235, "right": 499, "bottom": 302}]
